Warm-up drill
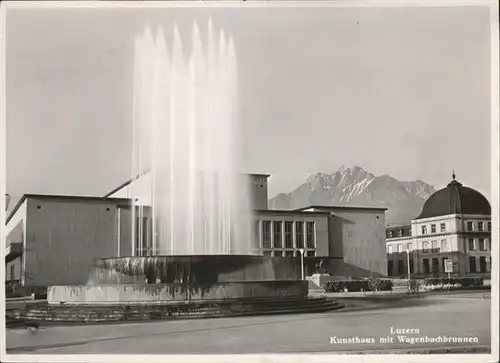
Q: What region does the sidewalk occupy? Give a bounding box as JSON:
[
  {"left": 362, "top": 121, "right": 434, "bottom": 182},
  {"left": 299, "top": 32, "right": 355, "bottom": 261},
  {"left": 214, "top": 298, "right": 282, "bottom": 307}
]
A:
[
  {"left": 310, "top": 289, "right": 408, "bottom": 298},
  {"left": 310, "top": 288, "right": 489, "bottom": 300}
]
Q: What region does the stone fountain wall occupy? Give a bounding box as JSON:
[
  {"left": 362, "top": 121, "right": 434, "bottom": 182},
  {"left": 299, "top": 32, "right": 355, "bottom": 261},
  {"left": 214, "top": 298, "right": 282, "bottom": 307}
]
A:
[
  {"left": 48, "top": 255, "right": 306, "bottom": 305},
  {"left": 48, "top": 280, "right": 308, "bottom": 305}
]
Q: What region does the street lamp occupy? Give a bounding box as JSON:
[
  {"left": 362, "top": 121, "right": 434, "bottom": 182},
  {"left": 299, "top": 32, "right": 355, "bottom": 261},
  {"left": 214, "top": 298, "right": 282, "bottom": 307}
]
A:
[
  {"left": 406, "top": 245, "right": 411, "bottom": 284},
  {"left": 299, "top": 249, "right": 305, "bottom": 280}
]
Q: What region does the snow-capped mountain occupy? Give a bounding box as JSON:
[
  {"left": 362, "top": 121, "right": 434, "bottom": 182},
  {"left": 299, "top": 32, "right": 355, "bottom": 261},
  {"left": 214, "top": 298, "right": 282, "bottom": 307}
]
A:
[{"left": 268, "top": 165, "right": 436, "bottom": 226}]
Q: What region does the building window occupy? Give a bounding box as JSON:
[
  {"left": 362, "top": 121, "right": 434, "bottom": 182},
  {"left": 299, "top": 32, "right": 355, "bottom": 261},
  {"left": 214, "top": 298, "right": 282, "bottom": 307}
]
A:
[
  {"left": 423, "top": 259, "right": 430, "bottom": 274},
  {"left": 407, "top": 243, "right": 413, "bottom": 251},
  {"left": 388, "top": 245, "right": 393, "bottom": 254},
  {"left": 440, "top": 223, "right": 446, "bottom": 233},
  {"left": 431, "top": 224, "right": 436, "bottom": 233},
  {"left": 479, "top": 257, "right": 487, "bottom": 273},
  {"left": 10, "top": 265, "right": 15, "bottom": 280},
  {"left": 397, "top": 244, "right": 403, "bottom": 253},
  {"left": 467, "top": 221, "right": 474, "bottom": 231},
  {"left": 262, "top": 250, "right": 272, "bottom": 257},
  {"left": 469, "top": 256, "right": 477, "bottom": 273},
  {"left": 421, "top": 225, "right": 427, "bottom": 235},
  {"left": 255, "top": 220, "right": 260, "bottom": 243},
  {"left": 273, "top": 221, "right": 282, "bottom": 249},
  {"left": 468, "top": 238, "right": 475, "bottom": 251},
  {"left": 285, "top": 250, "right": 294, "bottom": 257},
  {"left": 134, "top": 217, "right": 141, "bottom": 256},
  {"left": 488, "top": 222, "right": 491, "bottom": 232},
  {"left": 409, "top": 258, "right": 414, "bottom": 274},
  {"left": 409, "top": 229, "right": 412, "bottom": 236},
  {"left": 431, "top": 240, "right": 438, "bottom": 252},
  {"left": 441, "top": 239, "right": 448, "bottom": 251},
  {"left": 387, "top": 261, "right": 394, "bottom": 276},
  {"left": 487, "top": 239, "right": 491, "bottom": 251},
  {"left": 295, "top": 222, "right": 304, "bottom": 248},
  {"left": 478, "top": 238, "right": 486, "bottom": 251},
  {"left": 432, "top": 258, "right": 439, "bottom": 274},
  {"left": 135, "top": 217, "right": 153, "bottom": 256},
  {"left": 262, "top": 221, "right": 271, "bottom": 249},
  {"left": 478, "top": 222, "right": 484, "bottom": 232},
  {"left": 306, "top": 222, "right": 315, "bottom": 248},
  {"left": 144, "top": 217, "right": 152, "bottom": 255},
  {"left": 284, "top": 222, "right": 293, "bottom": 248},
  {"left": 398, "top": 260, "right": 405, "bottom": 275},
  {"left": 422, "top": 241, "right": 429, "bottom": 253}
]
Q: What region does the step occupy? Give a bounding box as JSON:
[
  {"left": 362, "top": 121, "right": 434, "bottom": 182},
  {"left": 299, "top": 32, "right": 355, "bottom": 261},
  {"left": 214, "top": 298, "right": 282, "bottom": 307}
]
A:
[{"left": 13, "top": 299, "right": 344, "bottom": 323}]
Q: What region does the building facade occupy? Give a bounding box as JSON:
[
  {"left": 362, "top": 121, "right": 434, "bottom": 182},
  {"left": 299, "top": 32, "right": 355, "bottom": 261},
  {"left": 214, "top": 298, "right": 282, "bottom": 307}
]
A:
[
  {"left": 5, "top": 173, "right": 388, "bottom": 287},
  {"left": 386, "top": 174, "right": 492, "bottom": 278}
]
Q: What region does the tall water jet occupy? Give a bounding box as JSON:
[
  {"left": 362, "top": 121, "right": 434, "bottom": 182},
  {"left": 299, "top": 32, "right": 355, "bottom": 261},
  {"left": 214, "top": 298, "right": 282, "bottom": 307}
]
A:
[
  {"left": 43, "top": 21, "right": 317, "bottom": 315},
  {"left": 129, "top": 20, "right": 255, "bottom": 256}
]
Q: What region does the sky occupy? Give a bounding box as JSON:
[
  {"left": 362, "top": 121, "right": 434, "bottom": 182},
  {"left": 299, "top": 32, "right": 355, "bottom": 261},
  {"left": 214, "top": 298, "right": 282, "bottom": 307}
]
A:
[{"left": 4, "top": 4, "right": 494, "bottom": 208}]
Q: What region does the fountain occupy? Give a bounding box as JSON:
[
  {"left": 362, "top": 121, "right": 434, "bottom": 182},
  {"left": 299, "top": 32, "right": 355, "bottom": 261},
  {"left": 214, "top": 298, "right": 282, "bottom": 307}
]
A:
[
  {"left": 27, "top": 21, "right": 342, "bottom": 322},
  {"left": 129, "top": 21, "right": 254, "bottom": 256}
]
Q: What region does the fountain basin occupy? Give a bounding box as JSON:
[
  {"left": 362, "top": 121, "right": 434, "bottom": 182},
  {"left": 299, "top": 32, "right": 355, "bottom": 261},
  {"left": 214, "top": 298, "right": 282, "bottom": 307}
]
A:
[
  {"left": 48, "top": 255, "right": 306, "bottom": 305},
  {"left": 48, "top": 281, "right": 308, "bottom": 305}
]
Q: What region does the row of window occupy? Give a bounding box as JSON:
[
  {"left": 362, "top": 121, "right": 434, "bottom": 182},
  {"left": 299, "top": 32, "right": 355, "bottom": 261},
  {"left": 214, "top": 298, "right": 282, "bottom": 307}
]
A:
[
  {"left": 421, "top": 222, "right": 447, "bottom": 235},
  {"left": 388, "top": 256, "right": 491, "bottom": 276},
  {"left": 387, "top": 238, "right": 491, "bottom": 254},
  {"left": 388, "top": 240, "right": 447, "bottom": 254},
  {"left": 390, "top": 220, "right": 492, "bottom": 238},
  {"left": 130, "top": 218, "right": 318, "bottom": 256},
  {"left": 420, "top": 221, "right": 491, "bottom": 235},
  {"left": 259, "top": 221, "right": 316, "bottom": 249},
  {"left": 387, "top": 228, "right": 409, "bottom": 238},
  {"left": 260, "top": 249, "right": 316, "bottom": 257},
  {"left": 466, "top": 221, "right": 491, "bottom": 232},
  {"left": 468, "top": 256, "right": 490, "bottom": 273},
  {"left": 468, "top": 238, "right": 490, "bottom": 252}
]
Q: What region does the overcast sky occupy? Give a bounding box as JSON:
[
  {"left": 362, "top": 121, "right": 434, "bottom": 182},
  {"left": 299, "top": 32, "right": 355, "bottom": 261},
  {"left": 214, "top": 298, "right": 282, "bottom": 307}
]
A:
[{"left": 4, "top": 4, "right": 493, "bottom": 205}]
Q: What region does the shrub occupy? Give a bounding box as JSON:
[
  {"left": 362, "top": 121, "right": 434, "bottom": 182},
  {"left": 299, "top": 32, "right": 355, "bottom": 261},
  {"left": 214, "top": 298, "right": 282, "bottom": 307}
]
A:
[
  {"left": 367, "top": 278, "right": 393, "bottom": 292},
  {"left": 324, "top": 280, "right": 369, "bottom": 293},
  {"left": 378, "top": 279, "right": 394, "bottom": 291},
  {"left": 423, "top": 277, "right": 483, "bottom": 288},
  {"left": 324, "top": 278, "right": 393, "bottom": 293}
]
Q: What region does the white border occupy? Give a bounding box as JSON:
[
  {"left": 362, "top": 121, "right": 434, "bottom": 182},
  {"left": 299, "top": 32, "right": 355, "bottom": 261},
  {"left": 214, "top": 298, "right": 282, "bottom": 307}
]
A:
[
  {"left": 0, "top": 0, "right": 6, "bottom": 359},
  {"left": 0, "top": 1, "right": 498, "bottom": 363}
]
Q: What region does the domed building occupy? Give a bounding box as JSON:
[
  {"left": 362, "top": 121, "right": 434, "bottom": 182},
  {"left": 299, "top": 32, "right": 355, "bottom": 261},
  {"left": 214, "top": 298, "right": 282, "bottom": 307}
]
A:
[{"left": 386, "top": 173, "right": 492, "bottom": 278}]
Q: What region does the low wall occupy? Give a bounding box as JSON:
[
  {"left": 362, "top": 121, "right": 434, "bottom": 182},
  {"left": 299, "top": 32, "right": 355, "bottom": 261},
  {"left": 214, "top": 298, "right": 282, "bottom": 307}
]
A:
[{"left": 48, "top": 280, "right": 308, "bottom": 305}]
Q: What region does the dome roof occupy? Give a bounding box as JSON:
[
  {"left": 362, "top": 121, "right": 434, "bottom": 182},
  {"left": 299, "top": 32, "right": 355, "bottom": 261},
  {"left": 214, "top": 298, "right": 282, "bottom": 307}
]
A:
[{"left": 415, "top": 173, "right": 490, "bottom": 220}]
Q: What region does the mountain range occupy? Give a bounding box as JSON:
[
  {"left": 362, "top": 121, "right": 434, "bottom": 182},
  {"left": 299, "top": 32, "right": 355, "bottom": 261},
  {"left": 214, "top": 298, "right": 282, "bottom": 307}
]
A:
[{"left": 268, "top": 166, "right": 436, "bottom": 226}]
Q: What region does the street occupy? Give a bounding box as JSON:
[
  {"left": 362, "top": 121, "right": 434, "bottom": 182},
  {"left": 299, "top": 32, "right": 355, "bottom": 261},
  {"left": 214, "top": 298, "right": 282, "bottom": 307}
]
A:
[{"left": 6, "top": 291, "right": 490, "bottom": 354}]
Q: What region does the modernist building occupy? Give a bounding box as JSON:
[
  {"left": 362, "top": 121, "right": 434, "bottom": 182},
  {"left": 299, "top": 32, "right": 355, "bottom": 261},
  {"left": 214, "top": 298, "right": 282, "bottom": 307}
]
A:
[
  {"left": 5, "top": 173, "right": 388, "bottom": 288},
  {"left": 386, "top": 173, "right": 492, "bottom": 278}
]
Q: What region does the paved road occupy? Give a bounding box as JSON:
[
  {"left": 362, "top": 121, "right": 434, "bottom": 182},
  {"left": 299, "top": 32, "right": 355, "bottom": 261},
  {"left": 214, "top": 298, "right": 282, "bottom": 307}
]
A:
[{"left": 6, "top": 292, "right": 490, "bottom": 354}]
